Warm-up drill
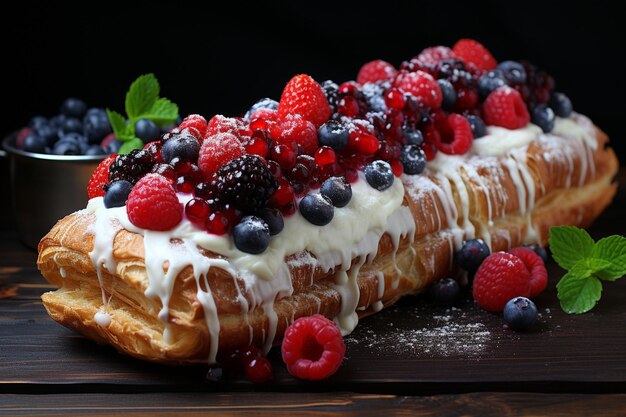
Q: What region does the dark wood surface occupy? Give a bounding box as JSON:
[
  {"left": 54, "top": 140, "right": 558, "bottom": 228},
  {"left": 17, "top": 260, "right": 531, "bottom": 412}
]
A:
[{"left": 0, "top": 167, "right": 625, "bottom": 415}]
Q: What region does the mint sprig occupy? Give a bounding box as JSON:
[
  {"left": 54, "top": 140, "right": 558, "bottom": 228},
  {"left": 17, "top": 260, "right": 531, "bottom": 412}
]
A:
[
  {"left": 106, "top": 73, "right": 179, "bottom": 155},
  {"left": 549, "top": 226, "right": 626, "bottom": 314}
]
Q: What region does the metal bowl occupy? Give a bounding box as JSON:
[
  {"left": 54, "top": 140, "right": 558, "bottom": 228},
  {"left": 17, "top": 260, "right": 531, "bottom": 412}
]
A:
[{"left": 1, "top": 133, "right": 105, "bottom": 249}]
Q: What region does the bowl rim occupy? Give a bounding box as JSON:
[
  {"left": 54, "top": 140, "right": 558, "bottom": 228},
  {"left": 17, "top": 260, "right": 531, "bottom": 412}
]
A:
[{"left": 2, "top": 131, "right": 107, "bottom": 162}]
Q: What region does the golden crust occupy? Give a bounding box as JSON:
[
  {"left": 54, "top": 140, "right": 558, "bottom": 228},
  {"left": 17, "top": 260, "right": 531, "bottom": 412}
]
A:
[{"left": 37, "top": 125, "right": 619, "bottom": 364}]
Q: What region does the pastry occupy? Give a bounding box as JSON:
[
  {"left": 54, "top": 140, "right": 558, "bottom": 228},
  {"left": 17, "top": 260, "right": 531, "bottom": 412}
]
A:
[{"left": 37, "top": 40, "right": 619, "bottom": 365}]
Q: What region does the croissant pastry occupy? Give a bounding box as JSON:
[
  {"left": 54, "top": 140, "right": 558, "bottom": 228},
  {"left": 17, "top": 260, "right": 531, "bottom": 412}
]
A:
[{"left": 37, "top": 47, "right": 618, "bottom": 365}]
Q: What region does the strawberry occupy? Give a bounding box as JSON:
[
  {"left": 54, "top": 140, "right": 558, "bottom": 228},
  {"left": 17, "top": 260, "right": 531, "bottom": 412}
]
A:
[
  {"left": 393, "top": 70, "right": 442, "bottom": 110},
  {"left": 356, "top": 60, "right": 398, "bottom": 85},
  {"left": 87, "top": 154, "right": 117, "bottom": 199},
  {"left": 482, "top": 86, "right": 530, "bottom": 129},
  {"left": 278, "top": 74, "right": 331, "bottom": 128},
  {"left": 452, "top": 39, "right": 497, "bottom": 71}
]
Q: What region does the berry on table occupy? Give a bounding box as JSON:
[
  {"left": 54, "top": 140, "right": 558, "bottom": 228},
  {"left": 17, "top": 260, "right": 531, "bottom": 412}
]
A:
[
  {"left": 126, "top": 173, "right": 183, "bottom": 231},
  {"left": 281, "top": 314, "right": 346, "bottom": 381},
  {"left": 428, "top": 277, "right": 461, "bottom": 305},
  {"left": 482, "top": 86, "right": 530, "bottom": 129},
  {"left": 278, "top": 74, "right": 331, "bottom": 128},
  {"left": 456, "top": 239, "right": 491, "bottom": 272},
  {"left": 320, "top": 176, "right": 352, "bottom": 208},
  {"left": 503, "top": 296, "right": 538, "bottom": 331},
  {"left": 472, "top": 252, "right": 532, "bottom": 312},
  {"left": 508, "top": 247, "right": 547, "bottom": 297},
  {"left": 523, "top": 243, "right": 549, "bottom": 265},
  {"left": 299, "top": 193, "right": 334, "bottom": 226},
  {"left": 103, "top": 180, "right": 133, "bottom": 208},
  {"left": 134, "top": 119, "right": 161, "bottom": 143},
  {"left": 364, "top": 160, "right": 394, "bottom": 191},
  {"left": 531, "top": 104, "right": 555, "bottom": 133},
  {"left": 400, "top": 144, "right": 426, "bottom": 175},
  {"left": 357, "top": 59, "right": 398, "bottom": 85},
  {"left": 549, "top": 92, "right": 573, "bottom": 118},
  {"left": 245, "top": 357, "right": 273, "bottom": 383},
  {"left": 233, "top": 216, "right": 271, "bottom": 254}
]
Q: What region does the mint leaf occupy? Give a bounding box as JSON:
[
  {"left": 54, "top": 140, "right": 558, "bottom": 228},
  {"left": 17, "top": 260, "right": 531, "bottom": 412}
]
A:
[
  {"left": 549, "top": 226, "right": 594, "bottom": 269},
  {"left": 139, "top": 98, "right": 179, "bottom": 126},
  {"left": 557, "top": 261, "right": 601, "bottom": 314},
  {"left": 591, "top": 235, "right": 626, "bottom": 281},
  {"left": 118, "top": 138, "right": 144, "bottom": 155},
  {"left": 106, "top": 109, "right": 128, "bottom": 137},
  {"left": 125, "top": 73, "right": 159, "bottom": 122}
]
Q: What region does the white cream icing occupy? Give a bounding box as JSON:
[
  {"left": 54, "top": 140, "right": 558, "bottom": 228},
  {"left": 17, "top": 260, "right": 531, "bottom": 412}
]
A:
[{"left": 471, "top": 124, "right": 542, "bottom": 157}]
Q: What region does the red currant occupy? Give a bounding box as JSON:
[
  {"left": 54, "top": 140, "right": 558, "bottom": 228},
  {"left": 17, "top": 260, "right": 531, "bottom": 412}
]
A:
[
  {"left": 337, "top": 96, "right": 360, "bottom": 117},
  {"left": 185, "top": 198, "right": 210, "bottom": 226},
  {"left": 206, "top": 211, "right": 230, "bottom": 235},
  {"left": 245, "top": 357, "right": 273, "bottom": 383},
  {"left": 271, "top": 144, "right": 297, "bottom": 170},
  {"left": 384, "top": 88, "right": 406, "bottom": 110},
  {"left": 314, "top": 146, "right": 336, "bottom": 166}
]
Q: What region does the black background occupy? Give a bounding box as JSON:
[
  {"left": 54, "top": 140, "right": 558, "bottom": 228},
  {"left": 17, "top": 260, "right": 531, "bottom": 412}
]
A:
[{"left": 1, "top": 1, "right": 624, "bottom": 159}]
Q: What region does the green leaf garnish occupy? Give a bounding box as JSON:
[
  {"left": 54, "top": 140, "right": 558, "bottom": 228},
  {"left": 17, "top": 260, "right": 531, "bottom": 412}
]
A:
[
  {"left": 550, "top": 226, "right": 626, "bottom": 314},
  {"left": 106, "top": 73, "right": 179, "bottom": 154}
]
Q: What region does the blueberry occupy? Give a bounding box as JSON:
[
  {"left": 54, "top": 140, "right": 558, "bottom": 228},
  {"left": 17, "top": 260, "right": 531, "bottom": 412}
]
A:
[
  {"left": 523, "top": 243, "right": 549, "bottom": 264},
  {"left": 299, "top": 193, "right": 334, "bottom": 226},
  {"left": 437, "top": 79, "right": 457, "bottom": 110},
  {"left": 86, "top": 107, "right": 107, "bottom": 118},
  {"left": 52, "top": 139, "right": 82, "bottom": 155},
  {"left": 58, "top": 132, "right": 88, "bottom": 153},
  {"left": 86, "top": 145, "right": 106, "bottom": 156},
  {"left": 161, "top": 132, "right": 200, "bottom": 163},
  {"left": 104, "top": 139, "right": 122, "bottom": 154},
  {"left": 61, "top": 117, "right": 83, "bottom": 134},
  {"left": 35, "top": 124, "right": 60, "bottom": 147},
  {"left": 244, "top": 98, "right": 279, "bottom": 121},
  {"left": 531, "top": 104, "right": 555, "bottom": 133},
  {"left": 84, "top": 110, "right": 112, "bottom": 144},
  {"left": 367, "top": 94, "right": 387, "bottom": 112},
  {"left": 465, "top": 115, "right": 487, "bottom": 138},
  {"left": 256, "top": 207, "right": 284, "bottom": 235},
  {"left": 233, "top": 216, "right": 271, "bottom": 254},
  {"left": 549, "top": 92, "right": 573, "bottom": 118},
  {"left": 477, "top": 69, "right": 507, "bottom": 99},
  {"left": 365, "top": 160, "right": 394, "bottom": 191},
  {"left": 403, "top": 127, "right": 424, "bottom": 146},
  {"left": 503, "top": 297, "right": 538, "bottom": 331},
  {"left": 320, "top": 176, "right": 352, "bottom": 208},
  {"left": 400, "top": 144, "right": 426, "bottom": 175},
  {"left": 456, "top": 239, "right": 490, "bottom": 272},
  {"left": 61, "top": 98, "right": 87, "bottom": 119},
  {"left": 49, "top": 114, "right": 66, "bottom": 128},
  {"left": 104, "top": 180, "right": 133, "bottom": 208},
  {"left": 28, "top": 116, "right": 48, "bottom": 130},
  {"left": 134, "top": 119, "right": 161, "bottom": 143},
  {"left": 497, "top": 61, "right": 527, "bottom": 85},
  {"left": 318, "top": 120, "right": 349, "bottom": 151},
  {"left": 428, "top": 277, "right": 461, "bottom": 305},
  {"left": 23, "top": 134, "right": 46, "bottom": 153}
]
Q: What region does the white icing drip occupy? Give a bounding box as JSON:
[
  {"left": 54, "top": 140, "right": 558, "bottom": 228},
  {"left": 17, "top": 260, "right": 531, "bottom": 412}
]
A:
[
  {"left": 94, "top": 309, "right": 111, "bottom": 327},
  {"left": 553, "top": 114, "right": 598, "bottom": 150},
  {"left": 471, "top": 124, "right": 542, "bottom": 157},
  {"left": 59, "top": 267, "right": 66, "bottom": 278},
  {"left": 376, "top": 271, "right": 385, "bottom": 301}
]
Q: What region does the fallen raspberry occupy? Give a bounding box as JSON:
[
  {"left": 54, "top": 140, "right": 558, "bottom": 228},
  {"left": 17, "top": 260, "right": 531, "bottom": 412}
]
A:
[
  {"left": 198, "top": 132, "right": 246, "bottom": 177},
  {"left": 356, "top": 60, "right": 398, "bottom": 84},
  {"left": 270, "top": 114, "right": 318, "bottom": 156},
  {"left": 393, "top": 70, "right": 442, "bottom": 110},
  {"left": 508, "top": 247, "right": 548, "bottom": 297},
  {"left": 281, "top": 314, "right": 345, "bottom": 381},
  {"left": 178, "top": 114, "right": 207, "bottom": 138},
  {"left": 278, "top": 74, "right": 331, "bottom": 128},
  {"left": 482, "top": 86, "right": 530, "bottom": 129},
  {"left": 87, "top": 154, "right": 117, "bottom": 199},
  {"left": 452, "top": 38, "right": 497, "bottom": 71},
  {"left": 126, "top": 173, "right": 182, "bottom": 231},
  {"left": 472, "top": 252, "right": 531, "bottom": 312}
]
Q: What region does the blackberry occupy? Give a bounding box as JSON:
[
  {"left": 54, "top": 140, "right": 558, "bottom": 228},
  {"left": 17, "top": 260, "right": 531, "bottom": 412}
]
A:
[
  {"left": 321, "top": 80, "right": 339, "bottom": 112},
  {"left": 213, "top": 155, "right": 279, "bottom": 212},
  {"left": 108, "top": 149, "right": 154, "bottom": 184}
]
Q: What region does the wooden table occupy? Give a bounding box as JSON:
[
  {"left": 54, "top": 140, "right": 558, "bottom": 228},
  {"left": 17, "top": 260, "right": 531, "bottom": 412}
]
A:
[{"left": 1, "top": 168, "right": 625, "bottom": 416}]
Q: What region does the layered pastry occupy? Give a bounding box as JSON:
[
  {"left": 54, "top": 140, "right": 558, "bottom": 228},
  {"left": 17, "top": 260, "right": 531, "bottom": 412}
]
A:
[{"left": 38, "top": 39, "right": 618, "bottom": 365}]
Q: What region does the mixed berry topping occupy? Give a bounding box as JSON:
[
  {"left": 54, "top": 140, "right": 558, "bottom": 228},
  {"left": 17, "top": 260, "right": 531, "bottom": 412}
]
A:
[
  {"left": 503, "top": 297, "right": 538, "bottom": 331},
  {"left": 86, "top": 38, "right": 576, "bottom": 255}
]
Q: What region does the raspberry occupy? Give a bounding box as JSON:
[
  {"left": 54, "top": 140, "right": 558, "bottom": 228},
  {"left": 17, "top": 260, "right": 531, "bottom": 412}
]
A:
[
  {"left": 249, "top": 108, "right": 279, "bottom": 131},
  {"left": 205, "top": 115, "right": 248, "bottom": 140},
  {"left": 508, "top": 247, "right": 548, "bottom": 297},
  {"left": 435, "top": 113, "right": 473, "bottom": 155},
  {"left": 213, "top": 155, "right": 279, "bottom": 212},
  {"left": 415, "top": 46, "right": 457, "bottom": 68},
  {"left": 356, "top": 60, "right": 398, "bottom": 85},
  {"left": 482, "top": 86, "right": 530, "bottom": 129},
  {"left": 393, "top": 71, "right": 442, "bottom": 110},
  {"left": 198, "top": 133, "right": 246, "bottom": 177},
  {"left": 270, "top": 114, "right": 318, "bottom": 155},
  {"left": 278, "top": 74, "right": 331, "bottom": 128},
  {"left": 87, "top": 154, "right": 116, "bottom": 199},
  {"left": 126, "top": 174, "right": 182, "bottom": 231},
  {"left": 472, "top": 252, "right": 531, "bottom": 312},
  {"left": 178, "top": 114, "right": 208, "bottom": 138},
  {"left": 281, "top": 314, "right": 345, "bottom": 381},
  {"left": 452, "top": 39, "right": 497, "bottom": 71}
]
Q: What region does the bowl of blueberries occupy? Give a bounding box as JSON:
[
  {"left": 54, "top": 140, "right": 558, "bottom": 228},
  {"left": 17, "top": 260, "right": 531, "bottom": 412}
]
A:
[{"left": 1, "top": 97, "right": 121, "bottom": 249}]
